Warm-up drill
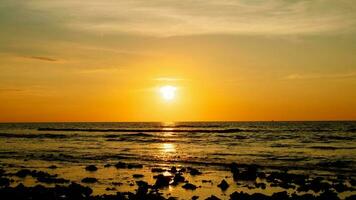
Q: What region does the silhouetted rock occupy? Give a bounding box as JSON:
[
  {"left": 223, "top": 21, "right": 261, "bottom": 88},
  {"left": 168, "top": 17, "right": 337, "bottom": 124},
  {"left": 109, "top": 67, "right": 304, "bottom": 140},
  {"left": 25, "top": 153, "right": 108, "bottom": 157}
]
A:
[
  {"left": 37, "top": 176, "right": 69, "bottom": 184},
  {"left": 127, "top": 163, "right": 143, "bottom": 169},
  {"left": 179, "top": 168, "right": 186, "bottom": 173},
  {"left": 15, "top": 169, "right": 32, "bottom": 178},
  {"left": 272, "top": 191, "right": 289, "bottom": 199},
  {"left": 318, "top": 189, "right": 340, "bottom": 200},
  {"left": 345, "top": 195, "right": 356, "bottom": 200},
  {"left": 68, "top": 182, "right": 93, "bottom": 198},
  {"left": 230, "top": 162, "right": 239, "bottom": 174},
  {"left": 81, "top": 177, "right": 98, "bottom": 183},
  {"left": 230, "top": 191, "right": 271, "bottom": 200},
  {"left": 136, "top": 180, "right": 149, "bottom": 196},
  {"left": 105, "top": 187, "right": 116, "bottom": 191},
  {"left": 112, "top": 182, "right": 123, "bottom": 186},
  {"left": 0, "top": 178, "right": 10, "bottom": 187},
  {"left": 48, "top": 165, "right": 57, "bottom": 169},
  {"left": 192, "top": 195, "right": 199, "bottom": 200},
  {"left": 154, "top": 174, "right": 171, "bottom": 188},
  {"left": 152, "top": 168, "right": 166, "bottom": 173},
  {"left": 133, "top": 174, "right": 144, "bottom": 178},
  {"left": 217, "top": 179, "right": 229, "bottom": 191},
  {"left": 170, "top": 166, "right": 177, "bottom": 173},
  {"left": 257, "top": 172, "right": 266, "bottom": 179},
  {"left": 205, "top": 195, "right": 221, "bottom": 200},
  {"left": 255, "top": 182, "right": 266, "bottom": 189},
  {"left": 172, "top": 174, "right": 185, "bottom": 185},
  {"left": 238, "top": 165, "right": 258, "bottom": 181},
  {"left": 85, "top": 165, "right": 98, "bottom": 172},
  {"left": 114, "top": 162, "right": 126, "bottom": 169},
  {"left": 182, "top": 183, "right": 197, "bottom": 190},
  {"left": 188, "top": 167, "right": 202, "bottom": 175}
]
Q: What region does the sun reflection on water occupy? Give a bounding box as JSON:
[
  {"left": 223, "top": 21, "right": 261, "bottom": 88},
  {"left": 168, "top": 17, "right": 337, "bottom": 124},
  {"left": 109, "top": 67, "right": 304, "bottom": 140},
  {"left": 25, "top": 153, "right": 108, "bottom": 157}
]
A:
[{"left": 162, "top": 143, "right": 176, "bottom": 153}]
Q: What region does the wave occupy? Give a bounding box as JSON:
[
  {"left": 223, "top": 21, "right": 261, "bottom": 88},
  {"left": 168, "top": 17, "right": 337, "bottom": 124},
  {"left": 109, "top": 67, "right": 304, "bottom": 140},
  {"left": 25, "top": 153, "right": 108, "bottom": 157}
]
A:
[
  {"left": 0, "top": 133, "right": 70, "bottom": 139},
  {"left": 38, "top": 128, "right": 244, "bottom": 133},
  {"left": 104, "top": 133, "right": 153, "bottom": 138}
]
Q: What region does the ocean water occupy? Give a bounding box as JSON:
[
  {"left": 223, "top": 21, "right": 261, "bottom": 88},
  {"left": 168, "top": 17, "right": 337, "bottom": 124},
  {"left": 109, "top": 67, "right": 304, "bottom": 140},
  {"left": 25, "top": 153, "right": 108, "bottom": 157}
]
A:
[{"left": 0, "top": 121, "right": 355, "bottom": 175}]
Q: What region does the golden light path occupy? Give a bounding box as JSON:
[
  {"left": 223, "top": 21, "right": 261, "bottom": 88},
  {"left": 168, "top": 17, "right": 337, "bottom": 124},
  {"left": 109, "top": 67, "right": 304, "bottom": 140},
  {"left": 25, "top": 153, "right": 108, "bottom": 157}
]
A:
[{"left": 162, "top": 143, "right": 176, "bottom": 153}]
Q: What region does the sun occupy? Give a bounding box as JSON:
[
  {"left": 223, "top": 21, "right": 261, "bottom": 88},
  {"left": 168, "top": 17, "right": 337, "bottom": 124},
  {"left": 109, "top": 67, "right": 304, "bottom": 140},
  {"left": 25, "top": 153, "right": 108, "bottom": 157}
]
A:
[{"left": 159, "top": 85, "right": 177, "bottom": 101}]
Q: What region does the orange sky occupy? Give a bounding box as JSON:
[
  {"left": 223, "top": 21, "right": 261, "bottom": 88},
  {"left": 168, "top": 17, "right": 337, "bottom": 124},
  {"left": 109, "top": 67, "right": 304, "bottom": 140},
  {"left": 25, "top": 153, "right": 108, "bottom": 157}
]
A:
[{"left": 1, "top": 1, "right": 356, "bottom": 122}]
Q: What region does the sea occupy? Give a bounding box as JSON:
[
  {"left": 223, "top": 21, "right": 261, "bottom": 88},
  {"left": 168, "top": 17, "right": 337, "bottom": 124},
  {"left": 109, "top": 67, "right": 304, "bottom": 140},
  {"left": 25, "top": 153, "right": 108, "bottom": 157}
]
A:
[{"left": 0, "top": 121, "right": 355, "bottom": 176}]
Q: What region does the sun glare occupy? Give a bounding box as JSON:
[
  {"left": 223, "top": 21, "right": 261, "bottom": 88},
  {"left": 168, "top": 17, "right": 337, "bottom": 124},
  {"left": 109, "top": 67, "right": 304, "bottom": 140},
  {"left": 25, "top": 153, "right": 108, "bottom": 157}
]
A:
[{"left": 159, "top": 85, "right": 176, "bottom": 101}]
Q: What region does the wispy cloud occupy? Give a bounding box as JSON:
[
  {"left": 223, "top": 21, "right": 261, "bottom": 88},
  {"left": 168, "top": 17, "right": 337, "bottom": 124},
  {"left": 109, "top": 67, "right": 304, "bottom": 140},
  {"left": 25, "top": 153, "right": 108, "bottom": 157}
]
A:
[
  {"left": 0, "top": 88, "right": 25, "bottom": 93},
  {"left": 285, "top": 72, "right": 356, "bottom": 80},
  {"left": 153, "top": 77, "right": 185, "bottom": 82},
  {"left": 24, "top": 56, "right": 57, "bottom": 62},
  {"left": 21, "top": 0, "right": 356, "bottom": 36}
]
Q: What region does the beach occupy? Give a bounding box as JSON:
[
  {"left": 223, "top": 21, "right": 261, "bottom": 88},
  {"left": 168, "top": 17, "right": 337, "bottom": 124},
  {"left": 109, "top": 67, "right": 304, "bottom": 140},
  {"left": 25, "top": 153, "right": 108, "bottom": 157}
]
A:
[{"left": 0, "top": 122, "right": 355, "bottom": 199}]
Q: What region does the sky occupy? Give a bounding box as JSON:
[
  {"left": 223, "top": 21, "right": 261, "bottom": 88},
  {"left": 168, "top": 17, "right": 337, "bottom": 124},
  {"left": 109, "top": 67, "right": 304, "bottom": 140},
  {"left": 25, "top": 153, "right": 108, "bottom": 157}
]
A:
[{"left": 1, "top": 0, "right": 356, "bottom": 122}]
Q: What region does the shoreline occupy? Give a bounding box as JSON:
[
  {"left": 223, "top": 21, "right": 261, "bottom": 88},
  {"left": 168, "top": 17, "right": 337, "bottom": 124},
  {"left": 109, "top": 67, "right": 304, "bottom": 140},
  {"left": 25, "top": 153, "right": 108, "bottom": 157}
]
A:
[{"left": 0, "top": 161, "right": 355, "bottom": 200}]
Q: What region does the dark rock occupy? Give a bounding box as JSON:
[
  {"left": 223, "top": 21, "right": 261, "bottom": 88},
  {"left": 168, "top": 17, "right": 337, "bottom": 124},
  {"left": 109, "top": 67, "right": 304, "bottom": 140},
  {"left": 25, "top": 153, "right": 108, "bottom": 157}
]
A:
[
  {"left": 179, "top": 168, "right": 186, "bottom": 173},
  {"left": 114, "top": 162, "right": 127, "bottom": 169},
  {"left": 172, "top": 174, "right": 185, "bottom": 185},
  {"left": 217, "top": 179, "right": 229, "bottom": 191},
  {"left": 104, "top": 164, "right": 112, "bottom": 168},
  {"left": 350, "top": 179, "right": 356, "bottom": 187},
  {"left": 182, "top": 183, "right": 197, "bottom": 190},
  {"left": 136, "top": 180, "right": 149, "bottom": 187},
  {"left": 112, "top": 182, "right": 123, "bottom": 186},
  {"left": 85, "top": 165, "right": 98, "bottom": 172},
  {"left": 230, "top": 162, "right": 239, "bottom": 174},
  {"left": 272, "top": 191, "right": 289, "bottom": 199},
  {"left": 151, "top": 168, "right": 166, "bottom": 173},
  {"left": 133, "top": 174, "right": 144, "bottom": 179},
  {"left": 238, "top": 165, "right": 258, "bottom": 181},
  {"left": 136, "top": 181, "right": 149, "bottom": 196},
  {"left": 0, "top": 177, "right": 10, "bottom": 187},
  {"left": 188, "top": 167, "right": 202, "bottom": 176},
  {"left": 279, "top": 182, "right": 295, "bottom": 189},
  {"left": 345, "top": 195, "right": 356, "bottom": 200},
  {"left": 255, "top": 182, "right": 266, "bottom": 189},
  {"left": 153, "top": 174, "right": 171, "bottom": 188},
  {"left": 127, "top": 163, "right": 143, "bottom": 169},
  {"left": 105, "top": 187, "right": 116, "bottom": 191},
  {"left": 205, "top": 195, "right": 221, "bottom": 200},
  {"left": 68, "top": 182, "right": 93, "bottom": 197},
  {"left": 257, "top": 172, "right": 266, "bottom": 179},
  {"left": 37, "top": 176, "right": 70, "bottom": 184},
  {"left": 81, "top": 177, "right": 98, "bottom": 183},
  {"left": 48, "top": 165, "right": 57, "bottom": 169},
  {"left": 318, "top": 189, "right": 340, "bottom": 200},
  {"left": 291, "top": 193, "right": 315, "bottom": 200},
  {"left": 170, "top": 167, "right": 177, "bottom": 173},
  {"left": 192, "top": 195, "right": 199, "bottom": 200},
  {"left": 333, "top": 182, "right": 350, "bottom": 193},
  {"left": 15, "top": 169, "right": 32, "bottom": 178}
]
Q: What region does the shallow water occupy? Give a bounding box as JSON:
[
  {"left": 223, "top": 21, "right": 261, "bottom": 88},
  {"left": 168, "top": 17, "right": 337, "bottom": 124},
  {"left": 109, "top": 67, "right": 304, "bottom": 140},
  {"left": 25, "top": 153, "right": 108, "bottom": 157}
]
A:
[{"left": 0, "top": 121, "right": 355, "bottom": 199}]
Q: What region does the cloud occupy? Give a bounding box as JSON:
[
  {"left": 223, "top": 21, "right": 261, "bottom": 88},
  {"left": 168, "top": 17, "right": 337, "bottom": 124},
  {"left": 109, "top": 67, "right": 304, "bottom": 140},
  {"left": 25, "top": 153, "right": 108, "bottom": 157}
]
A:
[
  {"left": 25, "top": 56, "right": 57, "bottom": 62},
  {"left": 0, "top": 88, "right": 25, "bottom": 93},
  {"left": 153, "top": 77, "right": 185, "bottom": 82},
  {"left": 19, "top": 0, "right": 356, "bottom": 36},
  {"left": 285, "top": 72, "right": 356, "bottom": 80}
]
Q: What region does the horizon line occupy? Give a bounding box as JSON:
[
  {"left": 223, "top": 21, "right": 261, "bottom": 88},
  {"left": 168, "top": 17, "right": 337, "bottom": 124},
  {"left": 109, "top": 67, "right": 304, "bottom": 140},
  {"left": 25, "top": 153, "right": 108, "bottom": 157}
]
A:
[{"left": 0, "top": 120, "right": 355, "bottom": 124}]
